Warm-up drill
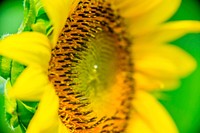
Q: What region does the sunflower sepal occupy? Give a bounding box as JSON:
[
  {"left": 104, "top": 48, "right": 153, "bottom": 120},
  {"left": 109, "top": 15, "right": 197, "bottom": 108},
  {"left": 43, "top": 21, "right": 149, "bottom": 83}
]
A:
[
  {"left": 10, "top": 61, "right": 26, "bottom": 85},
  {"left": 0, "top": 56, "right": 26, "bottom": 84},
  {"left": 0, "top": 56, "right": 12, "bottom": 80},
  {"left": 19, "top": 0, "right": 52, "bottom": 35},
  {"left": 31, "top": 15, "right": 52, "bottom": 35},
  {"left": 4, "top": 79, "right": 19, "bottom": 129},
  {"left": 4, "top": 79, "right": 39, "bottom": 133},
  {"left": 17, "top": 100, "right": 38, "bottom": 133},
  {"left": 19, "top": 0, "right": 36, "bottom": 32}
]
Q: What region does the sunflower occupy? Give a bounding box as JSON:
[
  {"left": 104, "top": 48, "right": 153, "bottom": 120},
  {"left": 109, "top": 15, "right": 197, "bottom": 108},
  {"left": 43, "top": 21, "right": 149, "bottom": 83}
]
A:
[{"left": 0, "top": 0, "right": 200, "bottom": 133}]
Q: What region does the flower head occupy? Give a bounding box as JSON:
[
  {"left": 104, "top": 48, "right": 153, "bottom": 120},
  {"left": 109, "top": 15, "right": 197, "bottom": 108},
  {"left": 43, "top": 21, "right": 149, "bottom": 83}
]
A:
[{"left": 0, "top": 0, "right": 200, "bottom": 133}]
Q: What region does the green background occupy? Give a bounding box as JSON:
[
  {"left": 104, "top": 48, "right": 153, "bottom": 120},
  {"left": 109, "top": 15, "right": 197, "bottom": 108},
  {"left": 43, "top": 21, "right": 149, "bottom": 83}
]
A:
[
  {"left": 0, "top": 0, "right": 200, "bottom": 133},
  {"left": 160, "top": 0, "right": 200, "bottom": 133}
]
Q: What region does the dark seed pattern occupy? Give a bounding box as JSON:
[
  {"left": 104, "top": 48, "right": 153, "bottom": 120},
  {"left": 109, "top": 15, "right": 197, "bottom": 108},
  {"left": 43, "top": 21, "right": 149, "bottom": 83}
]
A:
[{"left": 48, "top": 0, "right": 134, "bottom": 132}]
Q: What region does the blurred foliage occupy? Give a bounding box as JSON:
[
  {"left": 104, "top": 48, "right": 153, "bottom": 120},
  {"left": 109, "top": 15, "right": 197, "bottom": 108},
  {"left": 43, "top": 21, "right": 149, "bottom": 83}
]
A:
[
  {"left": 0, "top": 0, "right": 23, "bottom": 36},
  {"left": 0, "top": 0, "right": 200, "bottom": 133},
  {"left": 0, "top": 1, "right": 24, "bottom": 132}
]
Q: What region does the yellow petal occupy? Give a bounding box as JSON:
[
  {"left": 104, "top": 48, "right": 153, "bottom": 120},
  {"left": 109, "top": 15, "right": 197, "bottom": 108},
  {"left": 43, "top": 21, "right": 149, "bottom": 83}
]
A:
[
  {"left": 112, "top": 0, "right": 162, "bottom": 18},
  {"left": 134, "top": 44, "right": 197, "bottom": 77},
  {"left": 133, "top": 44, "right": 196, "bottom": 90},
  {"left": 127, "top": 0, "right": 181, "bottom": 35},
  {"left": 27, "top": 88, "right": 69, "bottom": 133},
  {"left": 41, "top": 0, "right": 79, "bottom": 47},
  {"left": 136, "top": 56, "right": 179, "bottom": 77},
  {"left": 127, "top": 114, "right": 154, "bottom": 133},
  {"left": 134, "top": 21, "right": 200, "bottom": 44},
  {"left": 126, "top": 91, "right": 178, "bottom": 133},
  {"left": 58, "top": 120, "right": 70, "bottom": 133},
  {"left": 0, "top": 32, "right": 51, "bottom": 67},
  {"left": 134, "top": 72, "right": 180, "bottom": 91},
  {"left": 8, "top": 66, "right": 49, "bottom": 101}
]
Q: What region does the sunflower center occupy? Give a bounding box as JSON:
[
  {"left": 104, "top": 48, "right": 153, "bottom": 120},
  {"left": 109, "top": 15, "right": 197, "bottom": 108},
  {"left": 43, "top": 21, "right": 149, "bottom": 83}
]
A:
[
  {"left": 73, "top": 33, "right": 117, "bottom": 95},
  {"left": 48, "top": 0, "right": 134, "bottom": 132}
]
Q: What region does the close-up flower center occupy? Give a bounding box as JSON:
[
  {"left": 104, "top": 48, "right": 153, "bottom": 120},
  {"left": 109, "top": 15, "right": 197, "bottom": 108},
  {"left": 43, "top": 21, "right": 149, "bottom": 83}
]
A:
[
  {"left": 48, "top": 0, "right": 134, "bottom": 132},
  {"left": 0, "top": 0, "right": 199, "bottom": 133}
]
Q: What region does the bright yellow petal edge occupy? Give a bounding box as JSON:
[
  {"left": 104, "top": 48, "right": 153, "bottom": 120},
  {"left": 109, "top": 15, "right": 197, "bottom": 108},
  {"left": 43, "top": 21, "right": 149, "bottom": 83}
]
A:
[
  {"left": 126, "top": 91, "right": 178, "bottom": 133},
  {"left": 0, "top": 32, "right": 51, "bottom": 67},
  {"left": 8, "top": 66, "right": 49, "bottom": 101},
  {"left": 41, "top": 0, "right": 80, "bottom": 47},
  {"left": 26, "top": 87, "right": 70, "bottom": 133},
  {"left": 110, "top": 0, "right": 162, "bottom": 18},
  {"left": 125, "top": 0, "right": 182, "bottom": 35},
  {"left": 133, "top": 44, "right": 197, "bottom": 91},
  {"left": 133, "top": 21, "right": 200, "bottom": 44}
]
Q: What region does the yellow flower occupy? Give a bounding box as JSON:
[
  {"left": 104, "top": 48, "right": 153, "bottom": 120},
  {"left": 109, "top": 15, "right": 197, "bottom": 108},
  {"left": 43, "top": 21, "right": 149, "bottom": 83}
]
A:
[{"left": 0, "top": 0, "right": 200, "bottom": 132}]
